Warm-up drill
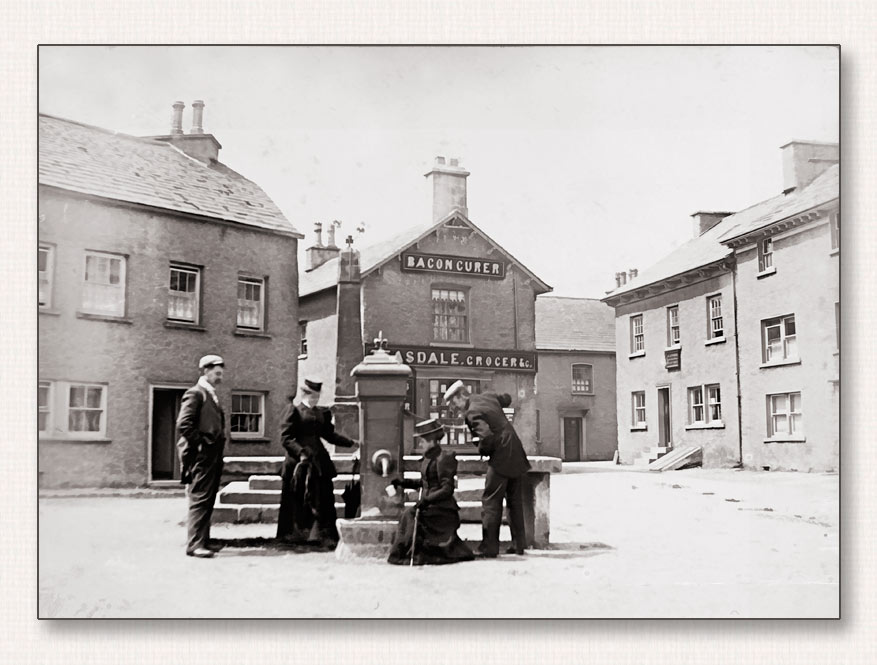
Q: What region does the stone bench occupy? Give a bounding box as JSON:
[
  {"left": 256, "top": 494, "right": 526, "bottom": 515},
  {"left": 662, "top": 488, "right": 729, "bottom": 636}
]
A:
[{"left": 215, "top": 454, "right": 561, "bottom": 548}]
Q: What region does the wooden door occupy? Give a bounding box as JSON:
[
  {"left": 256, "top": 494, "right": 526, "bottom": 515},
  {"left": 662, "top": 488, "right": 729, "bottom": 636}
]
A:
[{"left": 563, "top": 417, "right": 582, "bottom": 462}]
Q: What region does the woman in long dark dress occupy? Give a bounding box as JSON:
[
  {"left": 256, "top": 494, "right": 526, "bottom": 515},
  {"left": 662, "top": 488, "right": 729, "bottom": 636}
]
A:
[
  {"left": 387, "top": 419, "right": 475, "bottom": 566},
  {"left": 276, "top": 379, "right": 357, "bottom": 546}
]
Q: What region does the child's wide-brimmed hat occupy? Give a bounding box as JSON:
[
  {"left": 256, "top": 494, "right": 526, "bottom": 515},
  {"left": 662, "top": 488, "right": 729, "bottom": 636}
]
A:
[{"left": 414, "top": 418, "right": 445, "bottom": 439}]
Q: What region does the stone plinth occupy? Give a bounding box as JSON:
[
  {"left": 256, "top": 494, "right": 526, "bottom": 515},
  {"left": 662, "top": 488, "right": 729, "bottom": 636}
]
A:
[{"left": 335, "top": 518, "right": 398, "bottom": 561}]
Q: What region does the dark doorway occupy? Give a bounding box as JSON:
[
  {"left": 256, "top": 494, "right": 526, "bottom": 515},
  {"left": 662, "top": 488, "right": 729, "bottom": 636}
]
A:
[
  {"left": 657, "top": 386, "right": 672, "bottom": 449},
  {"left": 563, "top": 417, "right": 582, "bottom": 462},
  {"left": 151, "top": 388, "right": 185, "bottom": 481}
]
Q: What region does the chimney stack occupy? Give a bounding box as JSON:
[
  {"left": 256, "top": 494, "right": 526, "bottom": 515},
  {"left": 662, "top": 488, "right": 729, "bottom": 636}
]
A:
[
  {"left": 148, "top": 100, "right": 221, "bottom": 164},
  {"left": 424, "top": 155, "right": 470, "bottom": 222},
  {"left": 326, "top": 220, "right": 341, "bottom": 248},
  {"left": 780, "top": 140, "right": 839, "bottom": 193},
  {"left": 171, "top": 101, "right": 185, "bottom": 135},
  {"left": 690, "top": 211, "right": 733, "bottom": 237},
  {"left": 305, "top": 221, "right": 342, "bottom": 271},
  {"left": 190, "top": 100, "right": 205, "bottom": 134}
]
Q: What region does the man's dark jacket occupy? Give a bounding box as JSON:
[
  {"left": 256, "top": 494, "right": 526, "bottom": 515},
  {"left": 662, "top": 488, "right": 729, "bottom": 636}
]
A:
[{"left": 464, "top": 392, "right": 531, "bottom": 478}]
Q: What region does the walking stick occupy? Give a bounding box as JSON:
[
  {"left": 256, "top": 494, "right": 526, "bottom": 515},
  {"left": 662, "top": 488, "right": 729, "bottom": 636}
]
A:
[{"left": 410, "top": 487, "right": 423, "bottom": 567}]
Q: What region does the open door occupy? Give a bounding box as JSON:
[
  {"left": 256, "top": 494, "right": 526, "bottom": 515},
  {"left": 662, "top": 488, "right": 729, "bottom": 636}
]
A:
[
  {"left": 151, "top": 387, "right": 186, "bottom": 481},
  {"left": 657, "top": 386, "right": 672, "bottom": 449}
]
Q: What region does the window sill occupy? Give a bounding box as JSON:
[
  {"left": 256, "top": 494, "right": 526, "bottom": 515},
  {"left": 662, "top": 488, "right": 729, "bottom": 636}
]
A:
[
  {"left": 39, "top": 307, "right": 61, "bottom": 316},
  {"left": 571, "top": 392, "right": 594, "bottom": 397},
  {"left": 759, "top": 358, "right": 801, "bottom": 369},
  {"left": 164, "top": 321, "right": 206, "bottom": 332},
  {"left": 756, "top": 266, "right": 777, "bottom": 279},
  {"left": 628, "top": 350, "right": 645, "bottom": 359},
  {"left": 230, "top": 436, "right": 271, "bottom": 444},
  {"left": 830, "top": 249, "right": 839, "bottom": 257},
  {"left": 664, "top": 344, "right": 681, "bottom": 352},
  {"left": 763, "top": 437, "right": 806, "bottom": 444},
  {"left": 704, "top": 337, "right": 726, "bottom": 346},
  {"left": 76, "top": 312, "right": 132, "bottom": 324},
  {"left": 685, "top": 422, "right": 725, "bottom": 430},
  {"left": 234, "top": 329, "right": 271, "bottom": 339},
  {"left": 429, "top": 341, "right": 473, "bottom": 348},
  {"left": 298, "top": 353, "right": 308, "bottom": 360},
  {"left": 630, "top": 425, "right": 648, "bottom": 432},
  {"left": 39, "top": 436, "right": 112, "bottom": 444}
]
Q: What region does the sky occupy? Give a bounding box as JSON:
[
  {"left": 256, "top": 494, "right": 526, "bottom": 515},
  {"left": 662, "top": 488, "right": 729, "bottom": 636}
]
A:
[{"left": 38, "top": 45, "right": 838, "bottom": 298}]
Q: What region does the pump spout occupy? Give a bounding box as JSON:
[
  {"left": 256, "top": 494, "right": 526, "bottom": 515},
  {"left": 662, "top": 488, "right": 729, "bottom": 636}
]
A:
[{"left": 371, "top": 449, "right": 396, "bottom": 478}]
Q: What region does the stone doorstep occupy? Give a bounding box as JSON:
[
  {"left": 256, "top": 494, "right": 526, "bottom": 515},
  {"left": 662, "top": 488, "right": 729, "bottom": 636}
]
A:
[{"left": 212, "top": 499, "right": 495, "bottom": 525}]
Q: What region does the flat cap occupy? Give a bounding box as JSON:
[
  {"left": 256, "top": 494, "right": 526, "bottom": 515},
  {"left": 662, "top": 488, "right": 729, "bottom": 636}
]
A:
[{"left": 198, "top": 354, "right": 225, "bottom": 369}]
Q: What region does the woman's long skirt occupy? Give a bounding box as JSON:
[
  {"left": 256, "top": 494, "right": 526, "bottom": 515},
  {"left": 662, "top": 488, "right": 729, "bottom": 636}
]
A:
[{"left": 387, "top": 504, "right": 475, "bottom": 566}]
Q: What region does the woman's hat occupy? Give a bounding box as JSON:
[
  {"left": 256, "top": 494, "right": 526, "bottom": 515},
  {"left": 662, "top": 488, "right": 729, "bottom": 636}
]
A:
[
  {"left": 442, "top": 380, "right": 466, "bottom": 403},
  {"left": 300, "top": 379, "right": 322, "bottom": 394},
  {"left": 414, "top": 418, "right": 445, "bottom": 439}
]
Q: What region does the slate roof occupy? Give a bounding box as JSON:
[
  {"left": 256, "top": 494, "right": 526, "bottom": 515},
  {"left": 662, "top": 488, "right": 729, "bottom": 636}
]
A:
[
  {"left": 535, "top": 296, "right": 616, "bottom": 352},
  {"left": 604, "top": 164, "right": 839, "bottom": 300},
  {"left": 38, "top": 114, "right": 301, "bottom": 237},
  {"left": 299, "top": 211, "right": 552, "bottom": 297}
]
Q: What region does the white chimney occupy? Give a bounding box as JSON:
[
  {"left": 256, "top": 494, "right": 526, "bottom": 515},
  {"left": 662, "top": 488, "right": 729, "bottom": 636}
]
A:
[
  {"left": 780, "top": 141, "right": 839, "bottom": 193},
  {"left": 424, "top": 156, "right": 470, "bottom": 222}
]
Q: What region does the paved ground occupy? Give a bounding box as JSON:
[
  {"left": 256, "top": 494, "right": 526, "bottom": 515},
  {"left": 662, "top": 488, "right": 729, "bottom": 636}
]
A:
[{"left": 38, "top": 465, "right": 838, "bottom": 618}]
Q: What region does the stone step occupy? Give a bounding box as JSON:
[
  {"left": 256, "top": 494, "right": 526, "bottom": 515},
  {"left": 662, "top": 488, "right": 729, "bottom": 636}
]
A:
[{"left": 219, "top": 481, "right": 482, "bottom": 507}]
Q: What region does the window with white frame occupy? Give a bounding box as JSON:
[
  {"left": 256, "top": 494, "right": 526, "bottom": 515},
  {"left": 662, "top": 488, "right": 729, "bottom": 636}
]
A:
[
  {"left": 237, "top": 276, "right": 265, "bottom": 330},
  {"left": 37, "top": 380, "right": 108, "bottom": 439},
  {"left": 39, "top": 244, "right": 54, "bottom": 308},
  {"left": 571, "top": 363, "right": 593, "bottom": 394},
  {"left": 230, "top": 392, "right": 265, "bottom": 438},
  {"left": 632, "top": 391, "right": 646, "bottom": 427},
  {"left": 630, "top": 314, "right": 644, "bottom": 353},
  {"left": 830, "top": 211, "right": 839, "bottom": 251},
  {"left": 763, "top": 314, "right": 797, "bottom": 362},
  {"left": 168, "top": 264, "right": 200, "bottom": 323},
  {"left": 82, "top": 251, "right": 126, "bottom": 317},
  {"left": 758, "top": 236, "right": 774, "bottom": 272},
  {"left": 707, "top": 295, "right": 724, "bottom": 340},
  {"left": 688, "top": 383, "right": 722, "bottom": 425},
  {"left": 38, "top": 381, "right": 52, "bottom": 432},
  {"left": 767, "top": 392, "right": 803, "bottom": 438},
  {"left": 667, "top": 306, "right": 680, "bottom": 346},
  {"left": 432, "top": 288, "right": 468, "bottom": 342},
  {"left": 299, "top": 321, "right": 308, "bottom": 356}
]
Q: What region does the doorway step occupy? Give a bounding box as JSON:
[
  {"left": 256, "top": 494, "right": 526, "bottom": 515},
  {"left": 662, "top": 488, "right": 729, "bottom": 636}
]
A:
[{"left": 647, "top": 445, "right": 702, "bottom": 472}]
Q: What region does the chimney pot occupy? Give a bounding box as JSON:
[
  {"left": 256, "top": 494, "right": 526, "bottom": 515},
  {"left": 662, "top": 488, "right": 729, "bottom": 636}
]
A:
[
  {"left": 629, "top": 268, "right": 638, "bottom": 279},
  {"left": 327, "top": 220, "right": 341, "bottom": 248},
  {"left": 614, "top": 273, "right": 622, "bottom": 288},
  {"left": 436, "top": 156, "right": 446, "bottom": 165},
  {"left": 191, "top": 100, "right": 205, "bottom": 134},
  {"left": 449, "top": 158, "right": 459, "bottom": 167},
  {"left": 171, "top": 101, "right": 185, "bottom": 135},
  {"left": 313, "top": 222, "right": 323, "bottom": 247}
]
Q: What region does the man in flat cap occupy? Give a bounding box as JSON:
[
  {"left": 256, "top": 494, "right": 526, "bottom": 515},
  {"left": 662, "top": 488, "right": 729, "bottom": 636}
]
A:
[
  {"left": 176, "top": 354, "right": 227, "bottom": 558},
  {"left": 444, "top": 380, "right": 531, "bottom": 558}
]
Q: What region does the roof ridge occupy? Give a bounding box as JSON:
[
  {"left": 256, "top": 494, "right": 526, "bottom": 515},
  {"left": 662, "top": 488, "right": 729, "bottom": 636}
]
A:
[{"left": 39, "top": 112, "right": 172, "bottom": 147}]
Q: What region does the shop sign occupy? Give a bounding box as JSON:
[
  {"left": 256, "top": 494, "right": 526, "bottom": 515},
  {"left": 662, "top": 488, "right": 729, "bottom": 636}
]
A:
[
  {"left": 370, "top": 344, "right": 537, "bottom": 372},
  {"left": 400, "top": 251, "right": 506, "bottom": 279}
]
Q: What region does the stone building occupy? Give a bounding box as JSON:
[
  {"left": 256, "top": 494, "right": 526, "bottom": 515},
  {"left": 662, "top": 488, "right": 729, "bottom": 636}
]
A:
[
  {"left": 534, "top": 296, "right": 617, "bottom": 462},
  {"left": 602, "top": 141, "right": 838, "bottom": 471},
  {"left": 38, "top": 104, "right": 303, "bottom": 487},
  {"left": 298, "top": 157, "right": 551, "bottom": 452}
]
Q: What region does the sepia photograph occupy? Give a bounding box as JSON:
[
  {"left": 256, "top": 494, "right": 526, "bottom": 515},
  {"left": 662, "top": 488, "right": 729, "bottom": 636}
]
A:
[{"left": 36, "top": 44, "right": 839, "bottom": 619}]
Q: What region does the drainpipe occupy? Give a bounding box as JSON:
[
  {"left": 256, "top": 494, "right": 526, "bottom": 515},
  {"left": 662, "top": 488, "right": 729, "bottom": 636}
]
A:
[{"left": 731, "top": 259, "right": 744, "bottom": 468}]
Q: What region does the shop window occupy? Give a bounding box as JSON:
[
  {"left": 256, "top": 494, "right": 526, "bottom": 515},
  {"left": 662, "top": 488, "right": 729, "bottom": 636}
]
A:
[
  {"left": 707, "top": 294, "right": 724, "bottom": 340},
  {"left": 762, "top": 314, "right": 797, "bottom": 362},
  {"left": 428, "top": 378, "right": 481, "bottom": 445},
  {"left": 168, "top": 264, "right": 200, "bottom": 323},
  {"left": 82, "top": 251, "right": 126, "bottom": 317},
  {"left": 230, "top": 392, "right": 265, "bottom": 438},
  {"left": 571, "top": 363, "right": 593, "bottom": 394},
  {"left": 767, "top": 392, "right": 803, "bottom": 438},
  {"left": 432, "top": 288, "right": 468, "bottom": 342},
  {"left": 237, "top": 276, "right": 265, "bottom": 330}
]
